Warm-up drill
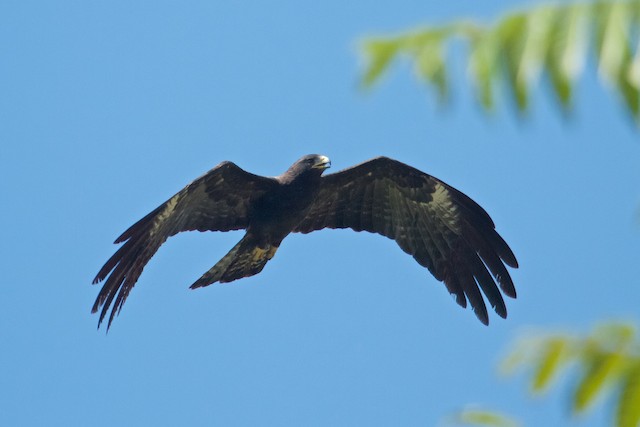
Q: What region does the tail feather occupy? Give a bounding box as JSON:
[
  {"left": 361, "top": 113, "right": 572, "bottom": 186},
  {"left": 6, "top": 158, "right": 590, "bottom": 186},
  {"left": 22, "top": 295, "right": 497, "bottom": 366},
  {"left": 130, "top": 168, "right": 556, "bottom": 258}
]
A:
[{"left": 190, "top": 235, "right": 278, "bottom": 289}]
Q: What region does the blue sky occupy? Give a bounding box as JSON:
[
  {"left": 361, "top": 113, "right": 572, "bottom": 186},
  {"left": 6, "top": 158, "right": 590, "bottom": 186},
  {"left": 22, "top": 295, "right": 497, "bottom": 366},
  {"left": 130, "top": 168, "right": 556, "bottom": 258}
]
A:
[{"left": 2, "top": 1, "right": 639, "bottom": 426}]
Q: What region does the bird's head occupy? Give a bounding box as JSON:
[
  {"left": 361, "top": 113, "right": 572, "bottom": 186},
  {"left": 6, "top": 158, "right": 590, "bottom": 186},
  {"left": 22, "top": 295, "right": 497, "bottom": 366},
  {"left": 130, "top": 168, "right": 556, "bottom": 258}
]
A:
[
  {"left": 280, "top": 154, "right": 331, "bottom": 183},
  {"left": 292, "top": 154, "right": 331, "bottom": 172},
  {"left": 306, "top": 154, "right": 331, "bottom": 170}
]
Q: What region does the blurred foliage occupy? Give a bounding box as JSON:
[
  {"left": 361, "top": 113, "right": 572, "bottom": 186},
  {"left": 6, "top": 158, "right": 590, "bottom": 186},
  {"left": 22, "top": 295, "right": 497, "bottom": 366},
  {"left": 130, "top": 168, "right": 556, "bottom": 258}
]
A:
[
  {"left": 360, "top": 0, "right": 640, "bottom": 123},
  {"left": 501, "top": 322, "right": 640, "bottom": 427},
  {"left": 444, "top": 407, "right": 521, "bottom": 427}
]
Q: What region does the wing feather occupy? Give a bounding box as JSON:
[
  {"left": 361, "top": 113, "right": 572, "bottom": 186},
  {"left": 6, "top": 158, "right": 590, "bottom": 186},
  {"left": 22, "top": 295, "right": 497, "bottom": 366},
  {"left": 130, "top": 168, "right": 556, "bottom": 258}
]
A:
[
  {"left": 294, "top": 156, "right": 518, "bottom": 323},
  {"left": 455, "top": 260, "right": 489, "bottom": 325},
  {"left": 92, "top": 161, "right": 277, "bottom": 329}
]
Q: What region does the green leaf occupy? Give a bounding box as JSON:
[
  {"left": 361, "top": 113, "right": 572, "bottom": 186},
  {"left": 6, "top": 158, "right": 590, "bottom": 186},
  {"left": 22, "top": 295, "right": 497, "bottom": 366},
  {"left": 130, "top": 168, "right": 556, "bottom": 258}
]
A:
[
  {"left": 415, "top": 39, "right": 448, "bottom": 103},
  {"left": 361, "top": 39, "right": 401, "bottom": 88},
  {"left": 617, "top": 359, "right": 640, "bottom": 427},
  {"left": 593, "top": 0, "right": 640, "bottom": 120},
  {"left": 518, "top": 6, "right": 557, "bottom": 96},
  {"left": 546, "top": 4, "right": 589, "bottom": 108},
  {"left": 449, "top": 408, "right": 521, "bottom": 427},
  {"left": 595, "top": 1, "right": 630, "bottom": 82},
  {"left": 629, "top": 44, "right": 640, "bottom": 89},
  {"left": 469, "top": 32, "right": 499, "bottom": 110},
  {"left": 592, "top": 323, "right": 636, "bottom": 351},
  {"left": 496, "top": 13, "right": 528, "bottom": 111},
  {"left": 402, "top": 28, "right": 447, "bottom": 52},
  {"left": 499, "top": 338, "right": 532, "bottom": 376},
  {"left": 573, "top": 349, "right": 626, "bottom": 412},
  {"left": 617, "top": 57, "right": 640, "bottom": 121},
  {"left": 532, "top": 338, "right": 569, "bottom": 392}
]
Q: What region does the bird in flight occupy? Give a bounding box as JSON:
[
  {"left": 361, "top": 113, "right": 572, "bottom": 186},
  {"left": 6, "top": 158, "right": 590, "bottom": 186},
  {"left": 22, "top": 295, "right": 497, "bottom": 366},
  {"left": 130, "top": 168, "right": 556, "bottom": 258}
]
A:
[{"left": 93, "top": 155, "right": 518, "bottom": 329}]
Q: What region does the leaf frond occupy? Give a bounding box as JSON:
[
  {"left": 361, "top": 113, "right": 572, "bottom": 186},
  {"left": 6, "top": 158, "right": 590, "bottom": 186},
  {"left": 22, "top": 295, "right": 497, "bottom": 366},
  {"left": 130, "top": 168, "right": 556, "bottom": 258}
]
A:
[
  {"left": 359, "top": 0, "right": 640, "bottom": 123},
  {"left": 501, "top": 322, "right": 640, "bottom": 426}
]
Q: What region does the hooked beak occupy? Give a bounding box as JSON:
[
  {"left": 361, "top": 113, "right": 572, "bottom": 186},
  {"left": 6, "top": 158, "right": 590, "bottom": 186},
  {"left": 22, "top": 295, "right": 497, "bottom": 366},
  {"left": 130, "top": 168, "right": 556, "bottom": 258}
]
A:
[{"left": 312, "top": 155, "right": 331, "bottom": 170}]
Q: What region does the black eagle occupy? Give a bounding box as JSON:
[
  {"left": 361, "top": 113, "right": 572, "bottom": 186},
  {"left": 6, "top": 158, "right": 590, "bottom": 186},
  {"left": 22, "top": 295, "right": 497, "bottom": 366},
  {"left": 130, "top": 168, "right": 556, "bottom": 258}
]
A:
[{"left": 93, "top": 155, "right": 518, "bottom": 329}]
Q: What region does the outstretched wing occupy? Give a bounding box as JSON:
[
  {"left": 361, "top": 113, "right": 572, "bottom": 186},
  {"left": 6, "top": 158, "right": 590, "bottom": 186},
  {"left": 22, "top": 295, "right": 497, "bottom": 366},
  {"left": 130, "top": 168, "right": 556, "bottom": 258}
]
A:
[
  {"left": 92, "top": 161, "right": 278, "bottom": 329},
  {"left": 294, "top": 157, "right": 518, "bottom": 325}
]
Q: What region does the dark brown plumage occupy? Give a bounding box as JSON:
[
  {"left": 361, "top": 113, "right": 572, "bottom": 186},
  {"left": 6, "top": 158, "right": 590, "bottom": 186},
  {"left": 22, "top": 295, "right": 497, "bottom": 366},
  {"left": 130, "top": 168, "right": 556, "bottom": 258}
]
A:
[{"left": 92, "top": 155, "right": 518, "bottom": 329}]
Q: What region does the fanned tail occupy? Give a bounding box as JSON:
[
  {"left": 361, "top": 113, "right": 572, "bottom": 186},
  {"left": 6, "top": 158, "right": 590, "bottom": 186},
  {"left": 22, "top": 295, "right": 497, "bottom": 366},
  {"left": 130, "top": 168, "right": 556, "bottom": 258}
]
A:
[{"left": 190, "top": 234, "right": 278, "bottom": 288}]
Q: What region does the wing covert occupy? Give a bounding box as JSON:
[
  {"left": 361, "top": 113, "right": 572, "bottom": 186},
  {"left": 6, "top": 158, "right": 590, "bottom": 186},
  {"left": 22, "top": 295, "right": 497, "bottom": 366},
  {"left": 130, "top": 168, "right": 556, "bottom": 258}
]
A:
[{"left": 294, "top": 156, "right": 518, "bottom": 325}]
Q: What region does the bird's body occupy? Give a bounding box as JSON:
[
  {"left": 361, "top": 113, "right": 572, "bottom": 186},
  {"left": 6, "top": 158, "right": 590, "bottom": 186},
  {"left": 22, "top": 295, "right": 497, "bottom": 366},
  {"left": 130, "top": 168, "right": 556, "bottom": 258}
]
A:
[
  {"left": 93, "top": 155, "right": 518, "bottom": 329},
  {"left": 190, "top": 156, "right": 329, "bottom": 287}
]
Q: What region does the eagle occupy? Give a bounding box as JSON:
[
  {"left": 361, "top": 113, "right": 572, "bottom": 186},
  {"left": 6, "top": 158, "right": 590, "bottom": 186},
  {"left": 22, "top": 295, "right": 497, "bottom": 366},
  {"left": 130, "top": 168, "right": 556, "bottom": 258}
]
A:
[{"left": 93, "top": 155, "right": 518, "bottom": 329}]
